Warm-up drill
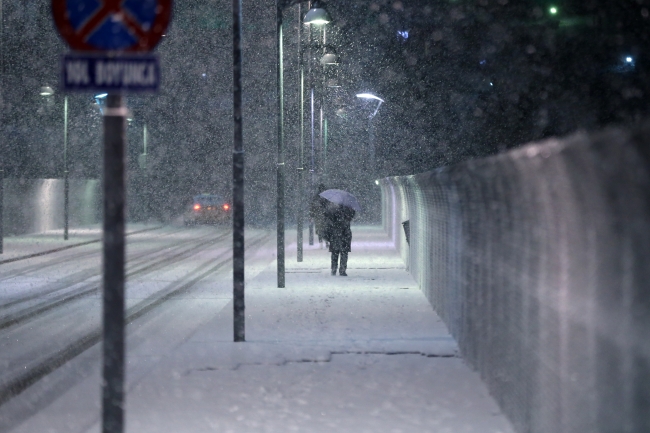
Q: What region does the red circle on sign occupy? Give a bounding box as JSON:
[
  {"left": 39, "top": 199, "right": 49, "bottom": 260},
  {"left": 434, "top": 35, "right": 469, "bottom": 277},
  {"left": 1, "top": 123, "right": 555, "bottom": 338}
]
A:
[{"left": 52, "top": 0, "right": 172, "bottom": 52}]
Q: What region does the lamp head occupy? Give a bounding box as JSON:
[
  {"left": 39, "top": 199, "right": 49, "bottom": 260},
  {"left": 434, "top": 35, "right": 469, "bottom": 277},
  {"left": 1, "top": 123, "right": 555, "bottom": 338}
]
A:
[
  {"left": 356, "top": 93, "right": 385, "bottom": 118},
  {"left": 40, "top": 86, "right": 55, "bottom": 96},
  {"left": 304, "top": 1, "right": 331, "bottom": 25},
  {"left": 320, "top": 46, "right": 339, "bottom": 65},
  {"left": 356, "top": 93, "right": 385, "bottom": 103},
  {"left": 320, "top": 53, "right": 338, "bottom": 65}
]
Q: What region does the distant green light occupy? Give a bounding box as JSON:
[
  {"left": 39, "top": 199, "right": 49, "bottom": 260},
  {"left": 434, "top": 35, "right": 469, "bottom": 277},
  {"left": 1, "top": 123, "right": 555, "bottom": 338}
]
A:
[{"left": 549, "top": 6, "right": 558, "bottom": 15}]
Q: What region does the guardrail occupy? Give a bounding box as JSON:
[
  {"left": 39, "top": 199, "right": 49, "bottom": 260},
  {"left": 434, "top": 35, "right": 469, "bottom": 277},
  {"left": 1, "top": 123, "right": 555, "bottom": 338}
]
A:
[{"left": 380, "top": 124, "right": 650, "bottom": 432}]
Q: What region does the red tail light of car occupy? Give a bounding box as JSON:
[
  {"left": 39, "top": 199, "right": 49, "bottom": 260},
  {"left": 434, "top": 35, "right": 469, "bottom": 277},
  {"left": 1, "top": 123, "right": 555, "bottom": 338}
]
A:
[
  {"left": 193, "top": 204, "right": 201, "bottom": 211},
  {"left": 223, "top": 204, "right": 230, "bottom": 211}
]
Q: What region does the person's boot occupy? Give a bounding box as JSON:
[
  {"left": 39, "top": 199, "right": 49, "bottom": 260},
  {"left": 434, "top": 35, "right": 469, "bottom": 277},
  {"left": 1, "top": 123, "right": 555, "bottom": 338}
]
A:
[
  {"left": 339, "top": 253, "right": 348, "bottom": 276},
  {"left": 331, "top": 253, "right": 338, "bottom": 276}
]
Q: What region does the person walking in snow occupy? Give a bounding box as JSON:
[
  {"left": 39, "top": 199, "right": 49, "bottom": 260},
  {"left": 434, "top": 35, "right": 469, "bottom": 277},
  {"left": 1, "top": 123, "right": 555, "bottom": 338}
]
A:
[{"left": 323, "top": 201, "right": 355, "bottom": 276}]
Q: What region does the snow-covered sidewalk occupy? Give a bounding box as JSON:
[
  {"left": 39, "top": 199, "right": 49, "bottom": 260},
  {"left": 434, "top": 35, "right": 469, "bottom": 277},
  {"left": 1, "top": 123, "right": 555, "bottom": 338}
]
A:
[
  {"left": 4, "top": 225, "right": 513, "bottom": 432},
  {"left": 111, "top": 226, "right": 514, "bottom": 433}
]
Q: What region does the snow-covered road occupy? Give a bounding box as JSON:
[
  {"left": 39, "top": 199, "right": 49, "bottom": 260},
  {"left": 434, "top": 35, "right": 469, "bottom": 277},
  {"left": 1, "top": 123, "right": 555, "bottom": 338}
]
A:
[{"left": 0, "top": 225, "right": 275, "bottom": 430}]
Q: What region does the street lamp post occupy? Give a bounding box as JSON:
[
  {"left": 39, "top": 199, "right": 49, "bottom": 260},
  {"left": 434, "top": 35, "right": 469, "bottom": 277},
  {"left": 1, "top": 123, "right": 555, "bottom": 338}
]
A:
[
  {"left": 319, "top": 46, "right": 339, "bottom": 182},
  {"left": 356, "top": 93, "right": 384, "bottom": 175},
  {"left": 40, "top": 86, "right": 70, "bottom": 240},
  {"left": 0, "top": 164, "right": 3, "bottom": 254},
  {"left": 0, "top": 0, "right": 4, "bottom": 254},
  {"left": 142, "top": 124, "right": 148, "bottom": 169},
  {"left": 276, "top": 0, "right": 287, "bottom": 288},
  {"left": 139, "top": 123, "right": 149, "bottom": 220},
  {"left": 356, "top": 93, "right": 384, "bottom": 223},
  {"left": 308, "top": 40, "right": 315, "bottom": 246},
  {"left": 305, "top": 3, "right": 331, "bottom": 246},
  {"left": 277, "top": 0, "right": 331, "bottom": 285},
  {"left": 297, "top": 3, "right": 305, "bottom": 262},
  {"left": 63, "top": 96, "right": 69, "bottom": 240},
  {"left": 233, "top": 0, "right": 245, "bottom": 341}
]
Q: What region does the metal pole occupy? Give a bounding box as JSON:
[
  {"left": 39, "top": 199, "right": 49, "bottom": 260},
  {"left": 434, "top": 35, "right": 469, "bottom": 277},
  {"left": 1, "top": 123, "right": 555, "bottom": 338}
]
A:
[
  {"left": 143, "top": 123, "right": 147, "bottom": 169},
  {"left": 309, "top": 90, "right": 315, "bottom": 245},
  {"left": 369, "top": 117, "right": 375, "bottom": 175},
  {"left": 141, "top": 123, "right": 151, "bottom": 222},
  {"left": 233, "top": 0, "right": 245, "bottom": 341},
  {"left": 318, "top": 27, "right": 325, "bottom": 181},
  {"left": 276, "top": 1, "right": 286, "bottom": 288},
  {"left": 297, "top": 3, "right": 304, "bottom": 262},
  {"left": 63, "top": 96, "right": 69, "bottom": 241},
  {"left": 319, "top": 98, "right": 323, "bottom": 179},
  {"left": 142, "top": 123, "right": 148, "bottom": 220},
  {"left": 0, "top": 0, "right": 4, "bottom": 254},
  {"left": 323, "top": 117, "right": 328, "bottom": 178},
  {"left": 0, "top": 170, "right": 3, "bottom": 254},
  {"left": 307, "top": 20, "right": 314, "bottom": 246},
  {"left": 101, "top": 93, "right": 127, "bottom": 433}
]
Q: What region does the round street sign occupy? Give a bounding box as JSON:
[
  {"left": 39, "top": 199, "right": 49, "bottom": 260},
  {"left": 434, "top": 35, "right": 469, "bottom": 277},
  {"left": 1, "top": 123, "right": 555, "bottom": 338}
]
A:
[{"left": 52, "top": 0, "right": 172, "bottom": 52}]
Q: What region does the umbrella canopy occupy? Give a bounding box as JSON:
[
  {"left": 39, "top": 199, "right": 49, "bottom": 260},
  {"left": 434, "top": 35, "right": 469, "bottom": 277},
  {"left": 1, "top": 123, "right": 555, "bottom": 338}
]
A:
[{"left": 319, "top": 189, "right": 362, "bottom": 212}]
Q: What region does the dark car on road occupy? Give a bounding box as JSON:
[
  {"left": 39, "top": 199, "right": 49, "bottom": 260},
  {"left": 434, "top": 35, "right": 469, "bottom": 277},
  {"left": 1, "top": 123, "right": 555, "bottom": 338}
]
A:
[{"left": 184, "top": 194, "right": 230, "bottom": 225}]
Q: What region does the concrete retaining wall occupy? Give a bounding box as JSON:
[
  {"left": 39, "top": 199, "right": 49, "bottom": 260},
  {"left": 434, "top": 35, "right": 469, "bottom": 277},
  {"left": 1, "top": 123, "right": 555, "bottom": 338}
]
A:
[
  {"left": 380, "top": 125, "right": 650, "bottom": 432},
  {"left": 2, "top": 179, "right": 100, "bottom": 236}
]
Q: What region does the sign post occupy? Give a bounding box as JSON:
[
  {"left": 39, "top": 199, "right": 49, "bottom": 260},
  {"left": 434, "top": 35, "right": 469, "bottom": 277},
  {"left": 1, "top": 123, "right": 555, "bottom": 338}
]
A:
[{"left": 52, "top": 1, "right": 171, "bottom": 432}]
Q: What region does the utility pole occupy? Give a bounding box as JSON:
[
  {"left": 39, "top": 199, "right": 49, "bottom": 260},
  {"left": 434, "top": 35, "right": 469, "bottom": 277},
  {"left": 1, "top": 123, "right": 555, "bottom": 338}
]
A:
[{"left": 233, "top": 0, "right": 246, "bottom": 340}]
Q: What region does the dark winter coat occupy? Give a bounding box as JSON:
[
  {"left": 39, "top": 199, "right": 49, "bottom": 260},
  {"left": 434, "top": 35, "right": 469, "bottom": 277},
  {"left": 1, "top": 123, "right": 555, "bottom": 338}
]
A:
[{"left": 323, "top": 204, "right": 355, "bottom": 253}]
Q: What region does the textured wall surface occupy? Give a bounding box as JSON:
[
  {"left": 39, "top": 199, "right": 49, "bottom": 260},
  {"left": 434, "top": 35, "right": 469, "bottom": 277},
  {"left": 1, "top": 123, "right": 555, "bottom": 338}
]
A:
[
  {"left": 380, "top": 125, "right": 650, "bottom": 433},
  {"left": 3, "top": 179, "right": 100, "bottom": 236}
]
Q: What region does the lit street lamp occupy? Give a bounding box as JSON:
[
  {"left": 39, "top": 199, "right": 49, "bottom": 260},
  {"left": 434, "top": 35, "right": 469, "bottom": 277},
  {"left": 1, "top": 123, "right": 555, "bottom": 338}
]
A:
[
  {"left": 39, "top": 86, "right": 54, "bottom": 96},
  {"left": 297, "top": 4, "right": 306, "bottom": 260},
  {"left": 63, "top": 95, "right": 69, "bottom": 240},
  {"left": 356, "top": 92, "right": 385, "bottom": 224},
  {"left": 94, "top": 93, "right": 108, "bottom": 114},
  {"left": 356, "top": 93, "right": 385, "bottom": 175},
  {"left": 305, "top": 4, "right": 332, "bottom": 246},
  {"left": 143, "top": 124, "right": 148, "bottom": 168},
  {"left": 40, "top": 86, "right": 70, "bottom": 240},
  {"left": 304, "top": 1, "right": 331, "bottom": 25},
  {"left": 356, "top": 92, "right": 384, "bottom": 116},
  {"left": 318, "top": 45, "right": 339, "bottom": 183},
  {"left": 277, "top": 0, "right": 331, "bottom": 286},
  {"left": 320, "top": 45, "right": 339, "bottom": 65}
]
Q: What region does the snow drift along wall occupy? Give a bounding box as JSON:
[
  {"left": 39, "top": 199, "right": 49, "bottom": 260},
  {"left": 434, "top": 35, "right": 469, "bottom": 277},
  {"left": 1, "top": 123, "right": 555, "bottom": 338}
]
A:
[
  {"left": 380, "top": 125, "right": 650, "bottom": 433},
  {"left": 3, "top": 179, "right": 100, "bottom": 236}
]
